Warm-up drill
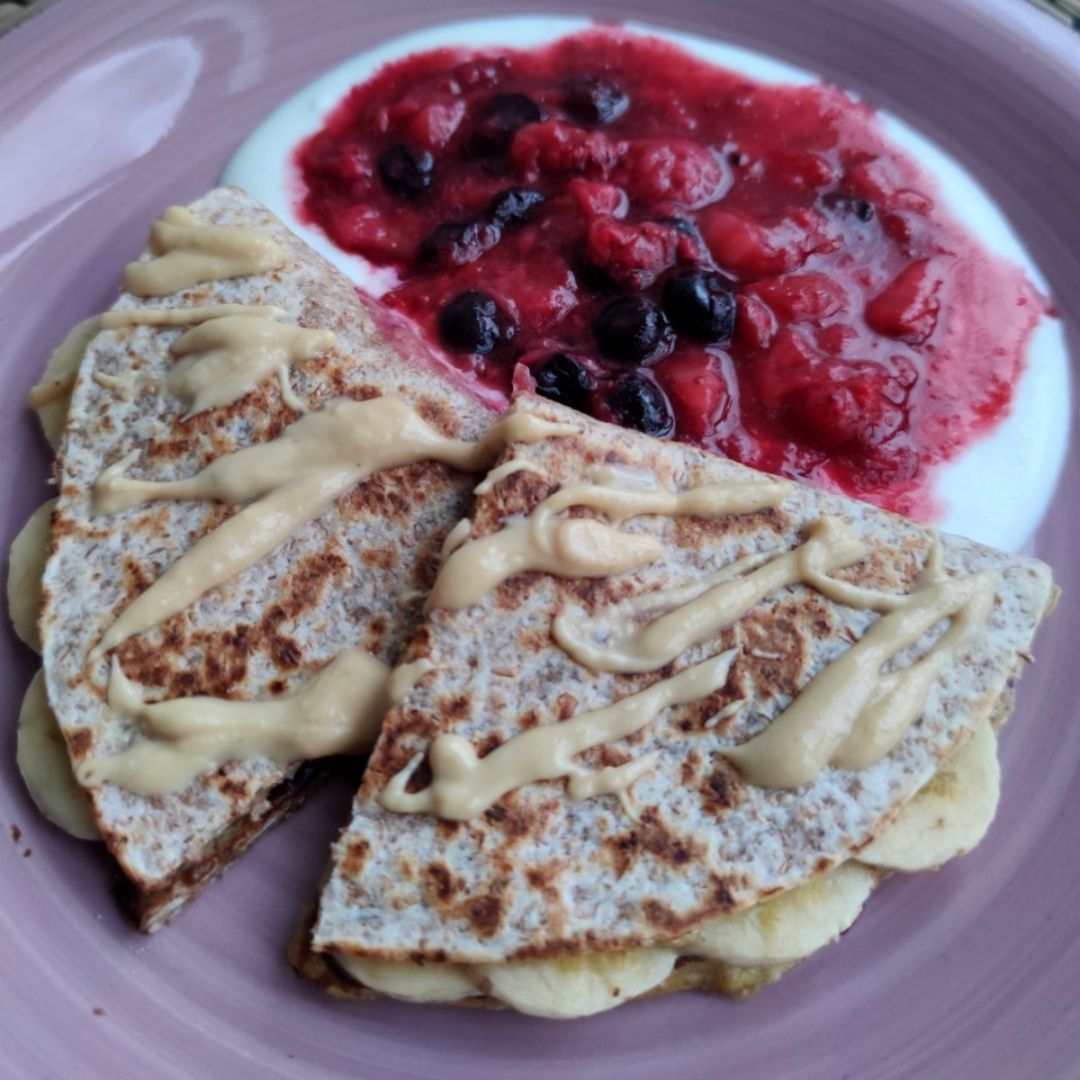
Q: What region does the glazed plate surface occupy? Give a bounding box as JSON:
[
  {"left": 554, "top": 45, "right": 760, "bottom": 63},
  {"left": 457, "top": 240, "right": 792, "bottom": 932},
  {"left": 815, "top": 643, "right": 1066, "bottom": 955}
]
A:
[{"left": 1, "top": 2, "right": 1079, "bottom": 1077}]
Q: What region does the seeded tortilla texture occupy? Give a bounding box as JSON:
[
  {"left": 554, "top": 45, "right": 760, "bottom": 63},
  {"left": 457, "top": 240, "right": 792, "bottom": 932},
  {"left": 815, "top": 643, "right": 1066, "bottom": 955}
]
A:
[
  {"left": 313, "top": 395, "right": 1053, "bottom": 964},
  {"left": 39, "top": 187, "right": 493, "bottom": 914}
]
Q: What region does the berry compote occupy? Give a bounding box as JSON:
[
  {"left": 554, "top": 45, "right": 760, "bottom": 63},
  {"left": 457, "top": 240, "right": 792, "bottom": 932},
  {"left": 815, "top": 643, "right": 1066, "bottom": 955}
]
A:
[{"left": 296, "top": 29, "right": 1044, "bottom": 518}]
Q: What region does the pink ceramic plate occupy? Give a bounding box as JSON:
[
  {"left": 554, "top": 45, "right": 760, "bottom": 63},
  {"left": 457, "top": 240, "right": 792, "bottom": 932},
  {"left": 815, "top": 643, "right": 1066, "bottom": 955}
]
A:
[{"left": 2, "top": 2, "right": 1078, "bottom": 1077}]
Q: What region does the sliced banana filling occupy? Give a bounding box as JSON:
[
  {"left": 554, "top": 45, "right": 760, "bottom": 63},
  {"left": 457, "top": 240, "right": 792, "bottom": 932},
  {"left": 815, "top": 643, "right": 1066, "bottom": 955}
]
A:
[
  {"left": 334, "top": 955, "right": 478, "bottom": 1004},
  {"left": 674, "top": 860, "right": 876, "bottom": 967},
  {"left": 7, "top": 497, "right": 55, "bottom": 654},
  {"left": 11, "top": 497, "right": 102, "bottom": 841},
  {"left": 332, "top": 719, "right": 1000, "bottom": 1018},
  {"left": 857, "top": 717, "right": 999, "bottom": 872},
  {"left": 16, "top": 671, "right": 100, "bottom": 841}
]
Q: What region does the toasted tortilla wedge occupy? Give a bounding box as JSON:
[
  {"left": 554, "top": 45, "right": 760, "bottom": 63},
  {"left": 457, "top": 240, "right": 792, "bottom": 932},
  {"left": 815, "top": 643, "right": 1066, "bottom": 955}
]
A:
[
  {"left": 38, "top": 187, "right": 493, "bottom": 929},
  {"left": 307, "top": 395, "right": 1054, "bottom": 1010}
]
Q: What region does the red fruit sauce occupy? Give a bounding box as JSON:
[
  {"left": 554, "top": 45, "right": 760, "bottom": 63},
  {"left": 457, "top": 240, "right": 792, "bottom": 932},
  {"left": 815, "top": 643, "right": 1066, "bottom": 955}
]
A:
[{"left": 295, "top": 29, "right": 1044, "bottom": 518}]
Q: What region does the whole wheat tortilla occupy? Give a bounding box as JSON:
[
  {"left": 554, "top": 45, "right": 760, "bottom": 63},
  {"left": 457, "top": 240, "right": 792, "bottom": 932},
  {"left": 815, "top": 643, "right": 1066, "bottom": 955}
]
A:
[
  {"left": 313, "top": 395, "right": 1054, "bottom": 965},
  {"left": 39, "top": 187, "right": 493, "bottom": 927}
]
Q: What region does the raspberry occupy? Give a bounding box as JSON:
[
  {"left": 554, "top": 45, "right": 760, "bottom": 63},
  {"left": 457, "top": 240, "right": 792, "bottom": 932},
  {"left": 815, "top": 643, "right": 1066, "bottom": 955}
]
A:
[
  {"left": 784, "top": 371, "right": 904, "bottom": 451},
  {"left": 584, "top": 218, "right": 679, "bottom": 290},
  {"left": 453, "top": 57, "right": 509, "bottom": 89},
  {"left": 615, "top": 137, "right": 729, "bottom": 209},
  {"left": 567, "top": 178, "right": 628, "bottom": 219},
  {"left": 509, "top": 121, "right": 620, "bottom": 181}
]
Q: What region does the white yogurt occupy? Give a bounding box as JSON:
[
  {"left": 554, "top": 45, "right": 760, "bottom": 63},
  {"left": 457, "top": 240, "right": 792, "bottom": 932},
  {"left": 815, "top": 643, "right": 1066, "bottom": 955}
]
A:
[{"left": 223, "top": 15, "right": 1070, "bottom": 552}]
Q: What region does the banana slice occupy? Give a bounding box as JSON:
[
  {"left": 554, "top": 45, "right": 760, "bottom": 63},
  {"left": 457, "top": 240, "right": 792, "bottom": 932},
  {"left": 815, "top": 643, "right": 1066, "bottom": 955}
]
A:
[
  {"left": 857, "top": 718, "right": 999, "bottom": 872},
  {"left": 17, "top": 671, "right": 100, "bottom": 840},
  {"left": 29, "top": 315, "right": 101, "bottom": 449},
  {"left": 478, "top": 947, "right": 677, "bottom": 1019},
  {"left": 334, "top": 953, "right": 478, "bottom": 1004},
  {"left": 7, "top": 498, "right": 55, "bottom": 653},
  {"left": 676, "top": 861, "right": 876, "bottom": 967}
]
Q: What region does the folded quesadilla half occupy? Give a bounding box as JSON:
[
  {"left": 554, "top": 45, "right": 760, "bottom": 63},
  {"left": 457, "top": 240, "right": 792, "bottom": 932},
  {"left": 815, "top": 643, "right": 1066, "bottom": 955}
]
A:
[
  {"left": 299, "top": 394, "right": 1055, "bottom": 1016},
  {"left": 25, "top": 186, "right": 555, "bottom": 930}
]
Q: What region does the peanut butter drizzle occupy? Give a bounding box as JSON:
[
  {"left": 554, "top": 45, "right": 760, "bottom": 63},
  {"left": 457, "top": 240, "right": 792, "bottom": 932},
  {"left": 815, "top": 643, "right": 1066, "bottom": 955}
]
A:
[
  {"left": 94, "top": 466, "right": 358, "bottom": 656},
  {"left": 123, "top": 207, "right": 286, "bottom": 297},
  {"left": 379, "top": 650, "right": 735, "bottom": 821},
  {"left": 427, "top": 517, "right": 663, "bottom": 612},
  {"left": 566, "top": 752, "right": 657, "bottom": 819},
  {"left": 440, "top": 518, "right": 473, "bottom": 561},
  {"left": 166, "top": 314, "right": 335, "bottom": 416},
  {"left": 427, "top": 472, "right": 791, "bottom": 611},
  {"left": 92, "top": 400, "right": 576, "bottom": 654},
  {"left": 78, "top": 647, "right": 389, "bottom": 796},
  {"left": 472, "top": 458, "right": 545, "bottom": 495},
  {"left": 723, "top": 550, "right": 997, "bottom": 789},
  {"left": 277, "top": 366, "right": 307, "bottom": 412},
  {"left": 99, "top": 303, "right": 286, "bottom": 329},
  {"left": 554, "top": 516, "right": 867, "bottom": 673},
  {"left": 26, "top": 306, "right": 287, "bottom": 445},
  {"left": 90, "top": 372, "right": 132, "bottom": 397},
  {"left": 387, "top": 658, "right": 435, "bottom": 705}
]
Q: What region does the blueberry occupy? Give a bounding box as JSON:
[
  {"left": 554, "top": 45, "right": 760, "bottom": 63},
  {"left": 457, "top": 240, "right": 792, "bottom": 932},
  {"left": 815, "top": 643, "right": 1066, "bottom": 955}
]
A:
[
  {"left": 821, "top": 192, "right": 874, "bottom": 222},
  {"left": 662, "top": 270, "right": 737, "bottom": 344},
  {"left": 655, "top": 215, "right": 697, "bottom": 237},
  {"left": 564, "top": 77, "right": 629, "bottom": 125},
  {"left": 487, "top": 188, "right": 546, "bottom": 227},
  {"left": 377, "top": 143, "right": 434, "bottom": 199},
  {"left": 571, "top": 250, "right": 621, "bottom": 294},
  {"left": 607, "top": 376, "right": 674, "bottom": 437},
  {"left": 419, "top": 219, "right": 501, "bottom": 268},
  {"left": 533, "top": 353, "right": 596, "bottom": 410},
  {"left": 470, "top": 93, "right": 545, "bottom": 156},
  {"left": 438, "top": 291, "right": 513, "bottom": 355},
  {"left": 592, "top": 296, "right": 674, "bottom": 364}
]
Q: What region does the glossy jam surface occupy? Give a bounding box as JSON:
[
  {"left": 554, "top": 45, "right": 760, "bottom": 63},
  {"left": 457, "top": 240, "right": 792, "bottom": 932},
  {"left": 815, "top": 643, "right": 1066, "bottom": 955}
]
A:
[{"left": 295, "top": 30, "right": 1043, "bottom": 517}]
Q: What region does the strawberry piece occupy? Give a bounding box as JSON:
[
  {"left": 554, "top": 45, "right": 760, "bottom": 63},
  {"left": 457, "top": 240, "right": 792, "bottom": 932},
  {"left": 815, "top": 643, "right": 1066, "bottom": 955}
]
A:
[
  {"left": 733, "top": 294, "right": 778, "bottom": 353},
  {"left": 656, "top": 351, "right": 729, "bottom": 441},
  {"left": 700, "top": 210, "right": 789, "bottom": 279},
  {"left": 751, "top": 329, "right": 816, "bottom": 408},
  {"left": 402, "top": 99, "right": 467, "bottom": 150},
  {"left": 750, "top": 271, "right": 848, "bottom": 322},
  {"left": 864, "top": 259, "right": 944, "bottom": 344},
  {"left": 700, "top": 207, "right": 836, "bottom": 280}
]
